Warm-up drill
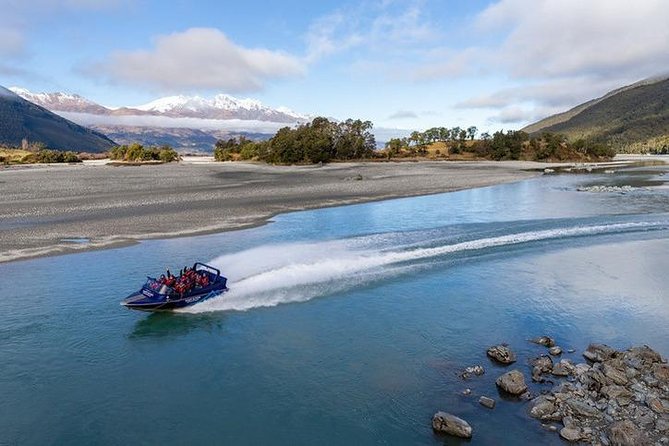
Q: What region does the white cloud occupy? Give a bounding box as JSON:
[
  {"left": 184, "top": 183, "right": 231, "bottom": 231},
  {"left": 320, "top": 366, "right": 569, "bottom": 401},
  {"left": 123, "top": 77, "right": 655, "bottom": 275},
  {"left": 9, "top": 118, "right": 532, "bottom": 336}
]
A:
[
  {"left": 487, "top": 106, "right": 564, "bottom": 125},
  {"left": 448, "top": 0, "right": 669, "bottom": 125},
  {"left": 0, "top": 28, "right": 25, "bottom": 57},
  {"left": 388, "top": 110, "right": 419, "bottom": 119},
  {"left": 58, "top": 111, "right": 293, "bottom": 134},
  {"left": 0, "top": 0, "right": 130, "bottom": 75},
  {"left": 87, "top": 28, "right": 305, "bottom": 93},
  {"left": 456, "top": 77, "right": 627, "bottom": 110},
  {"left": 305, "top": 0, "right": 439, "bottom": 63},
  {"left": 477, "top": 0, "right": 669, "bottom": 80}
]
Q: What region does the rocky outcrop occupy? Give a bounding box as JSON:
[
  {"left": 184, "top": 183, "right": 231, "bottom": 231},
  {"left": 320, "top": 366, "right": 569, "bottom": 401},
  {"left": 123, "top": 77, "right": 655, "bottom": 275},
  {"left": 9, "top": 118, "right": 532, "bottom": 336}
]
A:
[
  {"left": 528, "top": 344, "right": 668, "bottom": 444},
  {"left": 432, "top": 412, "right": 473, "bottom": 439}
]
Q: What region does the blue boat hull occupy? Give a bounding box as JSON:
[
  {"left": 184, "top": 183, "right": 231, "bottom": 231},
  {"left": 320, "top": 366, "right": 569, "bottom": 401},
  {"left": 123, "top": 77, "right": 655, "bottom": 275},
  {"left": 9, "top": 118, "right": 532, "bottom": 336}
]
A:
[
  {"left": 121, "top": 262, "right": 228, "bottom": 312},
  {"left": 121, "top": 287, "right": 228, "bottom": 311}
]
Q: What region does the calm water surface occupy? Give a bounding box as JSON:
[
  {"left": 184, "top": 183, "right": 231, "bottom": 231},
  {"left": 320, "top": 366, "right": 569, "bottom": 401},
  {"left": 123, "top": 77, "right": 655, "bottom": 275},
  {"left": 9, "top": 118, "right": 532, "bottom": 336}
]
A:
[{"left": 1, "top": 165, "right": 669, "bottom": 445}]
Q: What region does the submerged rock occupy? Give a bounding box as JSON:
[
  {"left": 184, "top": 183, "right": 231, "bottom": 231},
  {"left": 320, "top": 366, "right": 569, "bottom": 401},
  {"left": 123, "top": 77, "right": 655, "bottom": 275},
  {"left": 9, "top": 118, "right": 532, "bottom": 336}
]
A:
[
  {"left": 479, "top": 396, "right": 496, "bottom": 409},
  {"left": 432, "top": 412, "right": 473, "bottom": 439},
  {"left": 496, "top": 370, "right": 528, "bottom": 395},
  {"left": 531, "top": 336, "right": 556, "bottom": 348},
  {"left": 461, "top": 365, "right": 485, "bottom": 379},
  {"left": 549, "top": 346, "right": 563, "bottom": 356},
  {"left": 487, "top": 345, "right": 517, "bottom": 365}
]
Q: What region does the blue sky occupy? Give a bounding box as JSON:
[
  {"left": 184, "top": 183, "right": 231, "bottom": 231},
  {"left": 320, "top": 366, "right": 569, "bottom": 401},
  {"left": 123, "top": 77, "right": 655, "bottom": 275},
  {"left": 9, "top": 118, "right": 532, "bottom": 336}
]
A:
[{"left": 2, "top": 0, "right": 668, "bottom": 132}]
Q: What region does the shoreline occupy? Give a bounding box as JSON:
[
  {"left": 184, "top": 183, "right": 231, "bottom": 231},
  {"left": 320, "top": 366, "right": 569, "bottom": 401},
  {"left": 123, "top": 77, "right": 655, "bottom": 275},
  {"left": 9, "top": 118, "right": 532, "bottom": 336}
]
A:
[
  {"left": 0, "top": 181, "right": 521, "bottom": 264},
  {"left": 1, "top": 158, "right": 660, "bottom": 264}
]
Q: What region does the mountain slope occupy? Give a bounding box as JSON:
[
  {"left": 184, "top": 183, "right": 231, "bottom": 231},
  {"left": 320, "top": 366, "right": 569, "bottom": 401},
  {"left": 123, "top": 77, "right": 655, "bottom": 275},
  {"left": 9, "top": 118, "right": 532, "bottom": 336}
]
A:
[
  {"left": 0, "top": 86, "right": 116, "bottom": 152},
  {"left": 523, "top": 76, "right": 669, "bottom": 149}
]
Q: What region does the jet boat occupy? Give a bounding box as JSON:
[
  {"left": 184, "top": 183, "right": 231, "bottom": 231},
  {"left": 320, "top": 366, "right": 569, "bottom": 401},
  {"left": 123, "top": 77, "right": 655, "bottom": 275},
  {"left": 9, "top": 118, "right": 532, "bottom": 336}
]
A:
[{"left": 121, "top": 262, "right": 228, "bottom": 311}]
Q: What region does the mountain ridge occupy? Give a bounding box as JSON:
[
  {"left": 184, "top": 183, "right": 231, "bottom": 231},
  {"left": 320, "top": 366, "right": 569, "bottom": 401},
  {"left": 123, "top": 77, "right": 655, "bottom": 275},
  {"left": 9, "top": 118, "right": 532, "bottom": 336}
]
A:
[
  {"left": 522, "top": 76, "right": 669, "bottom": 150},
  {"left": 10, "top": 87, "right": 309, "bottom": 123},
  {"left": 0, "top": 86, "right": 116, "bottom": 152}
]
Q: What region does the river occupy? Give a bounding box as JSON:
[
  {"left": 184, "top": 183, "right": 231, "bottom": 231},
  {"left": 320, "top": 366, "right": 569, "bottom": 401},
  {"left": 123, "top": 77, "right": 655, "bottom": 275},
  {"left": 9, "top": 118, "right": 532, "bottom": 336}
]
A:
[{"left": 1, "top": 163, "right": 668, "bottom": 445}]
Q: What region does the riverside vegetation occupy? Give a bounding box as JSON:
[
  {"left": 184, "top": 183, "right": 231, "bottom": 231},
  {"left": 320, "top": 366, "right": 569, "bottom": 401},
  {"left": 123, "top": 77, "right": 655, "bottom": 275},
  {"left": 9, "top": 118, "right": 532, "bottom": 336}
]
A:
[
  {"left": 213, "top": 117, "right": 615, "bottom": 165},
  {"left": 0, "top": 145, "right": 81, "bottom": 164},
  {"left": 109, "top": 143, "right": 179, "bottom": 163}
]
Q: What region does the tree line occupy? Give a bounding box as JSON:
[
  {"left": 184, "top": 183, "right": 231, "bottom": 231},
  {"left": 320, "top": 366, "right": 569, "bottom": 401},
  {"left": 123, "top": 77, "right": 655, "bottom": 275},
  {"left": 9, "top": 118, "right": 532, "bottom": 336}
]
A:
[
  {"left": 386, "top": 128, "right": 615, "bottom": 161},
  {"left": 214, "top": 117, "right": 376, "bottom": 164}
]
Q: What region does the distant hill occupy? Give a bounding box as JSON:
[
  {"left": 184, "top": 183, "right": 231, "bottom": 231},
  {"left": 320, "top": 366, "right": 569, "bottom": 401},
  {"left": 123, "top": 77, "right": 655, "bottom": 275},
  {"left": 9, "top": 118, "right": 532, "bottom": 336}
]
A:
[
  {"left": 0, "top": 86, "right": 116, "bottom": 152},
  {"left": 522, "top": 76, "right": 669, "bottom": 150}
]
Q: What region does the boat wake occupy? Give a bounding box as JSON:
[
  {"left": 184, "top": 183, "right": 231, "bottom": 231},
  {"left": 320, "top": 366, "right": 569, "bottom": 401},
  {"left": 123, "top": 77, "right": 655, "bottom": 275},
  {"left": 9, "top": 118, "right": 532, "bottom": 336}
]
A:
[{"left": 180, "top": 218, "right": 668, "bottom": 313}]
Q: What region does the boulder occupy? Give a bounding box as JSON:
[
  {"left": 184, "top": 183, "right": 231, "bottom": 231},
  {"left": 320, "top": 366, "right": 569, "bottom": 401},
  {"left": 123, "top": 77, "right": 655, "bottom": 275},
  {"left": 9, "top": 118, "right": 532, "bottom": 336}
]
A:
[
  {"left": 603, "top": 363, "right": 629, "bottom": 386},
  {"left": 647, "top": 397, "right": 669, "bottom": 414},
  {"left": 608, "top": 420, "right": 648, "bottom": 446},
  {"left": 533, "top": 356, "right": 553, "bottom": 372},
  {"left": 656, "top": 417, "right": 669, "bottom": 432},
  {"left": 566, "top": 398, "right": 603, "bottom": 419},
  {"left": 583, "top": 344, "right": 616, "bottom": 363},
  {"left": 487, "top": 345, "right": 517, "bottom": 364},
  {"left": 529, "top": 396, "right": 559, "bottom": 420},
  {"left": 652, "top": 363, "right": 669, "bottom": 382},
  {"left": 479, "top": 396, "right": 495, "bottom": 409},
  {"left": 432, "top": 412, "right": 473, "bottom": 439},
  {"left": 560, "top": 427, "right": 583, "bottom": 442},
  {"left": 532, "top": 356, "right": 554, "bottom": 382},
  {"left": 531, "top": 336, "right": 556, "bottom": 347},
  {"left": 496, "top": 370, "right": 528, "bottom": 395},
  {"left": 552, "top": 359, "right": 575, "bottom": 377}
]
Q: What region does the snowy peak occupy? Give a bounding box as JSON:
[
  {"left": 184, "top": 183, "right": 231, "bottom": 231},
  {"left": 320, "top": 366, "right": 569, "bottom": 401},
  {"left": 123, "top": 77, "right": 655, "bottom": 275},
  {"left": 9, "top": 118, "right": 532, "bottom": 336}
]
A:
[
  {"left": 9, "top": 87, "right": 109, "bottom": 114},
  {"left": 11, "top": 87, "right": 309, "bottom": 123},
  {"left": 132, "top": 93, "right": 307, "bottom": 122}
]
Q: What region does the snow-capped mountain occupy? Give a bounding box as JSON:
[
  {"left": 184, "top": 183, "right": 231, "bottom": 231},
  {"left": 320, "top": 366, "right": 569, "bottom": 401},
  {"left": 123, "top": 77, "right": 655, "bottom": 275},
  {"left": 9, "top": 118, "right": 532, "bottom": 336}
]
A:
[
  {"left": 131, "top": 93, "right": 308, "bottom": 122},
  {"left": 10, "top": 87, "right": 309, "bottom": 123},
  {"left": 9, "top": 87, "right": 109, "bottom": 115}
]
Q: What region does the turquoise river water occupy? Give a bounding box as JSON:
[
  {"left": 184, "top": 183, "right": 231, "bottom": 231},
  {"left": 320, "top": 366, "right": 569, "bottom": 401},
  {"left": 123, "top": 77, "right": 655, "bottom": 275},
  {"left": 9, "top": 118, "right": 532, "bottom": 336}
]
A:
[{"left": 1, "top": 164, "right": 669, "bottom": 445}]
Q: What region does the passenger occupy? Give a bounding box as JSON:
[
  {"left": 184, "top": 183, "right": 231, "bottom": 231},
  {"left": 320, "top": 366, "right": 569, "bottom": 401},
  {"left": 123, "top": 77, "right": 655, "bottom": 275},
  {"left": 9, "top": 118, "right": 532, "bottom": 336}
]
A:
[{"left": 159, "top": 274, "right": 166, "bottom": 284}]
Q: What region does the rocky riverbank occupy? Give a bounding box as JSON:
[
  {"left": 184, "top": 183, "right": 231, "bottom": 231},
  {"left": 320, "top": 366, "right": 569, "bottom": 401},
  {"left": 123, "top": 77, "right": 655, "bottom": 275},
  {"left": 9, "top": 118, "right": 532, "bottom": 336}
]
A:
[{"left": 433, "top": 340, "right": 669, "bottom": 445}]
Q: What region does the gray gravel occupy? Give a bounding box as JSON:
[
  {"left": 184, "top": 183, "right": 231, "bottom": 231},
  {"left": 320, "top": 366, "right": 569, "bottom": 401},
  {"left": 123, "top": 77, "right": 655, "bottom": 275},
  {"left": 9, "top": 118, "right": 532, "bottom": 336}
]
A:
[{"left": 0, "top": 160, "right": 539, "bottom": 262}]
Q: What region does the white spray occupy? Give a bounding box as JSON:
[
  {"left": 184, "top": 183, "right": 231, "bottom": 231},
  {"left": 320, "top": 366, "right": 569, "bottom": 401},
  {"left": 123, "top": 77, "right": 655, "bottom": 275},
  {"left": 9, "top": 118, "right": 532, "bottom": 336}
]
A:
[{"left": 181, "top": 221, "right": 661, "bottom": 313}]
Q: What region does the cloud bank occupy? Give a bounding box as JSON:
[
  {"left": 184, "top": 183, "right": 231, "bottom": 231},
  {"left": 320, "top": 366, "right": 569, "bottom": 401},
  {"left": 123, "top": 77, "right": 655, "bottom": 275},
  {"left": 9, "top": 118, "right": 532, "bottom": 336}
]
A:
[
  {"left": 415, "top": 0, "right": 669, "bottom": 124},
  {"left": 87, "top": 28, "right": 305, "bottom": 93}
]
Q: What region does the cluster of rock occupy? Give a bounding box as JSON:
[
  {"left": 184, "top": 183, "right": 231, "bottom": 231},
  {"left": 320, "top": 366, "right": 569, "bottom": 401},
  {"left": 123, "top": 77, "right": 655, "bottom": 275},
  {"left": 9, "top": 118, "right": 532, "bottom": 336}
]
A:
[
  {"left": 577, "top": 185, "right": 636, "bottom": 193},
  {"left": 432, "top": 339, "right": 669, "bottom": 445},
  {"left": 529, "top": 343, "right": 669, "bottom": 445}
]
